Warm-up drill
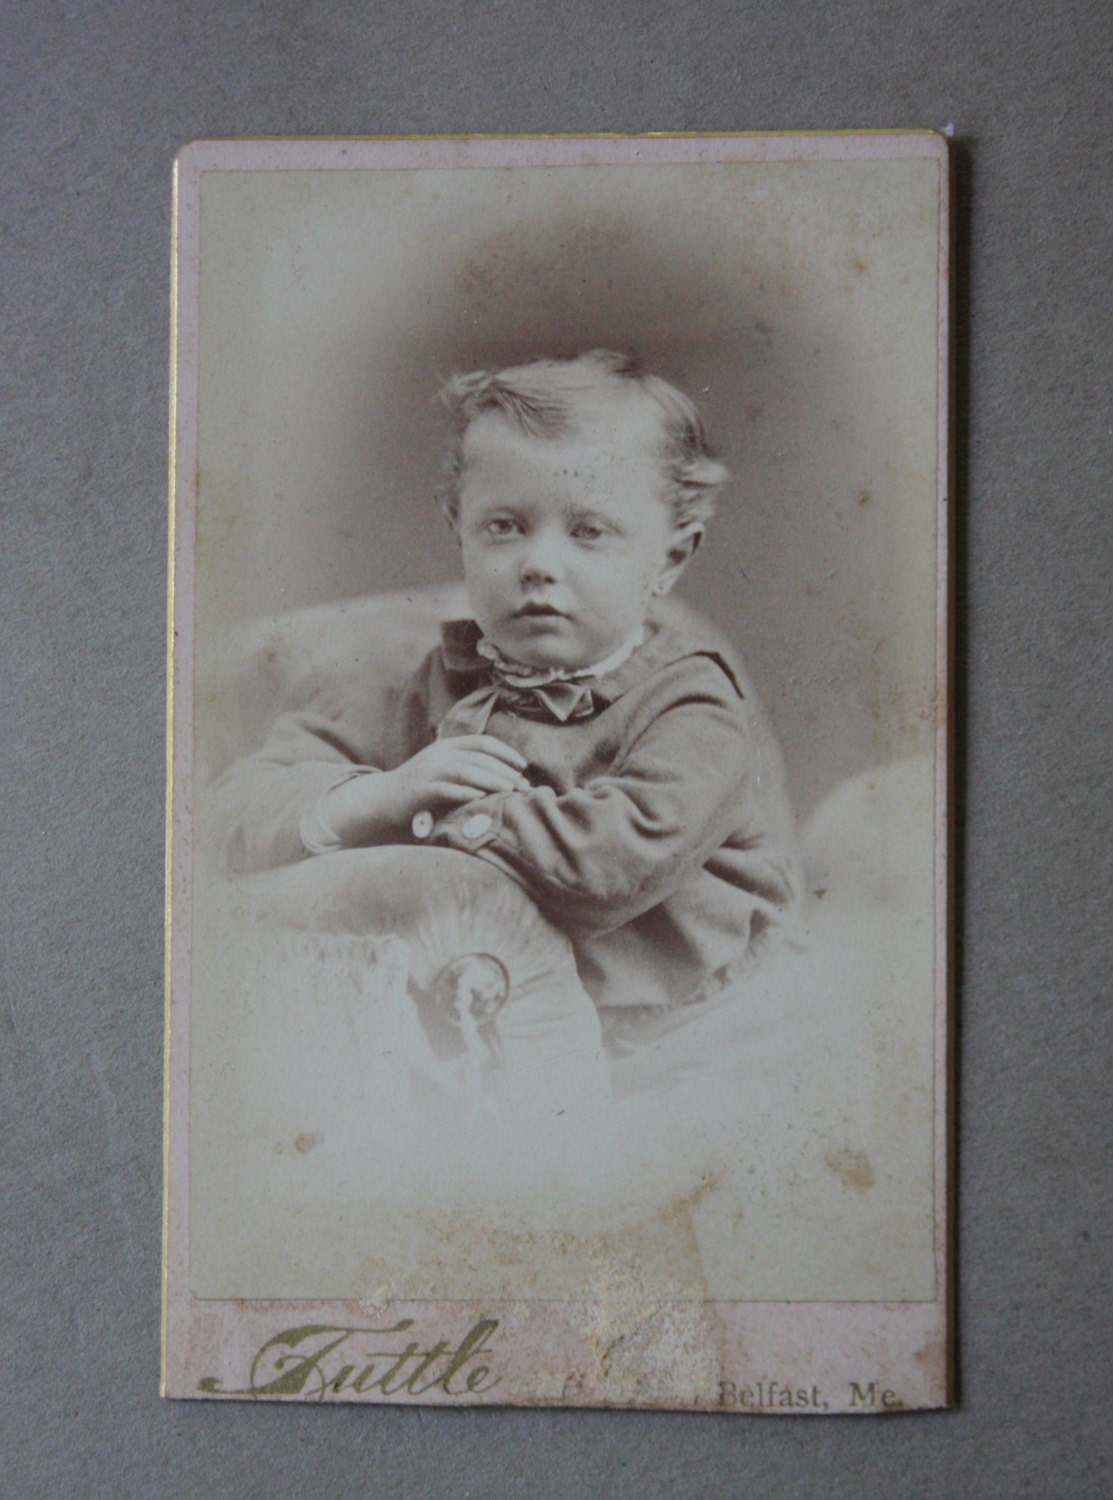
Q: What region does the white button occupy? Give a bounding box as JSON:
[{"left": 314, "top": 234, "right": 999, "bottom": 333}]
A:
[
  {"left": 461, "top": 812, "right": 493, "bottom": 840},
  {"left": 411, "top": 810, "right": 434, "bottom": 840}
]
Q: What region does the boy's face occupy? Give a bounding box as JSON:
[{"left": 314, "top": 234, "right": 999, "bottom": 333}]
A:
[{"left": 454, "top": 405, "right": 701, "bottom": 672}]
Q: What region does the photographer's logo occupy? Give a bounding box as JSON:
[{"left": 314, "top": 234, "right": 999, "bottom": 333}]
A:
[{"left": 200, "top": 1317, "right": 502, "bottom": 1401}]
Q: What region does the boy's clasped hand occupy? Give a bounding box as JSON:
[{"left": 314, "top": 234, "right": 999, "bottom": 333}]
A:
[{"left": 320, "top": 735, "right": 530, "bottom": 846}]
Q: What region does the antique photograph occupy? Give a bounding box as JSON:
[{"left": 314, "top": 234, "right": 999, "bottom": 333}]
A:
[{"left": 164, "top": 133, "right": 951, "bottom": 1409}]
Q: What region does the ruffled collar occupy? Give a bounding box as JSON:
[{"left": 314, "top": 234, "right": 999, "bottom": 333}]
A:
[
  {"left": 472, "top": 627, "right": 646, "bottom": 689},
  {"left": 438, "top": 607, "right": 745, "bottom": 709}
]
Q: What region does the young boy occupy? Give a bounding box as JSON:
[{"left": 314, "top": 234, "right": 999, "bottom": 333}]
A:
[{"left": 217, "top": 351, "right": 800, "bottom": 1019}]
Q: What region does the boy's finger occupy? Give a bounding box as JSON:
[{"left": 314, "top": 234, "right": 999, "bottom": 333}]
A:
[
  {"left": 448, "top": 749, "right": 529, "bottom": 781},
  {"left": 463, "top": 764, "right": 531, "bottom": 791},
  {"left": 454, "top": 766, "right": 525, "bottom": 794},
  {"left": 428, "top": 783, "right": 484, "bottom": 804},
  {"left": 448, "top": 735, "right": 528, "bottom": 768}
]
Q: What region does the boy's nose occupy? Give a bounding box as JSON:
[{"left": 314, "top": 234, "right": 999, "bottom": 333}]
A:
[{"left": 519, "top": 536, "right": 565, "bottom": 585}]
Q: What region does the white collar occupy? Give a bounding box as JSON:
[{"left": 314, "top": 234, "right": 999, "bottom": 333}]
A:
[{"left": 475, "top": 626, "right": 646, "bottom": 688}]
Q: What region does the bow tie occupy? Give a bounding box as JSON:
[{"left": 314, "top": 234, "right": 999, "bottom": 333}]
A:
[
  {"left": 436, "top": 622, "right": 650, "bottom": 737},
  {"left": 438, "top": 672, "right": 599, "bottom": 738},
  {"left": 485, "top": 675, "right": 598, "bottom": 722}
]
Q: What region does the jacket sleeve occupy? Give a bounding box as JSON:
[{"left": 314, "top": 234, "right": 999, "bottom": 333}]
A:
[
  {"left": 206, "top": 657, "right": 438, "bottom": 874},
  {"left": 206, "top": 713, "right": 376, "bottom": 873},
  {"left": 428, "top": 660, "right": 799, "bottom": 937}
]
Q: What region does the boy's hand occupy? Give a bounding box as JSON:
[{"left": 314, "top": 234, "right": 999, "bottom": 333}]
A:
[
  {"left": 319, "top": 736, "right": 530, "bottom": 847},
  {"left": 388, "top": 736, "right": 531, "bottom": 810}
]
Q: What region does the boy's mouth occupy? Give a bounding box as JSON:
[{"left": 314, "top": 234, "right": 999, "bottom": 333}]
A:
[{"left": 514, "top": 602, "right": 567, "bottom": 619}]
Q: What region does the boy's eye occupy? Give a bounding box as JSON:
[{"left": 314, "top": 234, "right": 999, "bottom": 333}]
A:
[
  {"left": 572, "top": 522, "right": 605, "bottom": 541},
  {"left": 484, "top": 517, "right": 521, "bottom": 537}
]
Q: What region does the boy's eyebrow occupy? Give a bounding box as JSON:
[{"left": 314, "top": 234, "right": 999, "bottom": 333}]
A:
[
  {"left": 469, "top": 495, "right": 524, "bottom": 513},
  {"left": 567, "top": 504, "right": 624, "bottom": 526}
]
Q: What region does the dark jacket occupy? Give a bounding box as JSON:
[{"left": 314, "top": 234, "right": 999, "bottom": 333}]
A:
[{"left": 213, "top": 606, "right": 801, "bottom": 1012}]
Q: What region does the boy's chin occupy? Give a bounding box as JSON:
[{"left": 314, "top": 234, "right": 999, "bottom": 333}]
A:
[
  {"left": 487, "top": 625, "right": 592, "bottom": 672},
  {"left": 491, "top": 632, "right": 622, "bottom": 673}
]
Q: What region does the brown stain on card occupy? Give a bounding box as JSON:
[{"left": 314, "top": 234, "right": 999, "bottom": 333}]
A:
[{"left": 825, "top": 1146, "right": 876, "bottom": 1192}]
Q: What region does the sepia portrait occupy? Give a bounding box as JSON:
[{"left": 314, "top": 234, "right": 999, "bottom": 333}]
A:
[{"left": 164, "top": 133, "right": 951, "bottom": 1410}]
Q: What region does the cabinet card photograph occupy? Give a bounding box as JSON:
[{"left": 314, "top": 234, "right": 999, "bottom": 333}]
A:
[{"left": 164, "top": 132, "right": 952, "bottom": 1411}]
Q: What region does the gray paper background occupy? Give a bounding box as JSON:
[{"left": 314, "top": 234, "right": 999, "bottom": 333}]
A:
[{"left": 1, "top": 2, "right": 1109, "bottom": 1496}]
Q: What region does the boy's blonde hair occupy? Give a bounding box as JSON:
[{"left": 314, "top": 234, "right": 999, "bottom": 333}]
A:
[{"left": 438, "top": 350, "right": 729, "bottom": 527}]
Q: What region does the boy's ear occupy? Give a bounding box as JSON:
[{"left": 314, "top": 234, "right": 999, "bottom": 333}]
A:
[{"left": 656, "top": 522, "right": 704, "bottom": 595}]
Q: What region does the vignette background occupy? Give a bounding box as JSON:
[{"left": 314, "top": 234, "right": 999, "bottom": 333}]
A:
[{"left": 195, "top": 152, "right": 941, "bottom": 819}]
